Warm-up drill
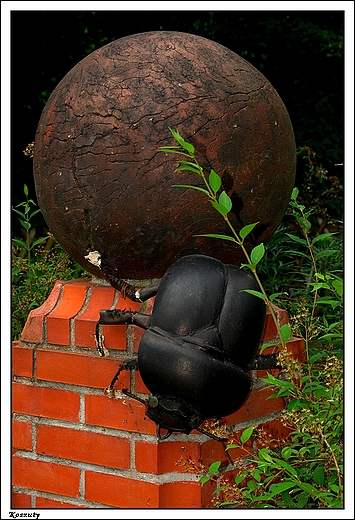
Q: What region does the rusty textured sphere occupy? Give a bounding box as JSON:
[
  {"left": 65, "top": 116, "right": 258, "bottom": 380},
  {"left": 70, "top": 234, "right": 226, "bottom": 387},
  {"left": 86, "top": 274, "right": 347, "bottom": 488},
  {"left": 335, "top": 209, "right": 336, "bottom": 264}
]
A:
[{"left": 33, "top": 31, "right": 296, "bottom": 279}]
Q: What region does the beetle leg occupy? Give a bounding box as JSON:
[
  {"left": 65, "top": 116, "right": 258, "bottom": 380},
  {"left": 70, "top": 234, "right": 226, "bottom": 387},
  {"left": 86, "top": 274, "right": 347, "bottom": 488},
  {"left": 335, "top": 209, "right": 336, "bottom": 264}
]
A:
[
  {"left": 136, "top": 278, "right": 161, "bottom": 301},
  {"left": 197, "top": 427, "right": 234, "bottom": 466},
  {"left": 99, "top": 256, "right": 162, "bottom": 302},
  {"left": 95, "top": 311, "right": 151, "bottom": 357},
  {"left": 157, "top": 427, "right": 172, "bottom": 440},
  {"left": 196, "top": 427, "right": 227, "bottom": 442},
  {"left": 105, "top": 359, "right": 139, "bottom": 398},
  {"left": 121, "top": 388, "right": 146, "bottom": 405},
  {"left": 98, "top": 309, "right": 151, "bottom": 329},
  {"left": 251, "top": 353, "right": 281, "bottom": 370},
  {"left": 95, "top": 322, "right": 108, "bottom": 358}
]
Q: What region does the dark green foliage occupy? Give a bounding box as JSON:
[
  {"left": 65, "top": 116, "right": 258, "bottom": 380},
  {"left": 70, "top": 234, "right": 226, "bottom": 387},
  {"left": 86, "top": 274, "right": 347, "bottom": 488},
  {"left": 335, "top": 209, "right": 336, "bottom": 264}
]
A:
[
  {"left": 12, "top": 243, "right": 87, "bottom": 341},
  {"left": 11, "top": 186, "right": 88, "bottom": 340},
  {"left": 160, "top": 131, "right": 343, "bottom": 508}
]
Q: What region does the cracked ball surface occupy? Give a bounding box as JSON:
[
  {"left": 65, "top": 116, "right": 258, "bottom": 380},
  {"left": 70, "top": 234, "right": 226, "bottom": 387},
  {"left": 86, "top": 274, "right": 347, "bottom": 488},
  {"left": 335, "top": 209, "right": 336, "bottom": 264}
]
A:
[{"left": 34, "top": 31, "right": 296, "bottom": 279}]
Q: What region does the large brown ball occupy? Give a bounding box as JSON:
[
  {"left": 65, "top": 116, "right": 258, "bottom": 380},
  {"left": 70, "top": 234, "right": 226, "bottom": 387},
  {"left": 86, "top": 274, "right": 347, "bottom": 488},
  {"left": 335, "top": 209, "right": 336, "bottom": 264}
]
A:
[{"left": 33, "top": 31, "right": 296, "bottom": 279}]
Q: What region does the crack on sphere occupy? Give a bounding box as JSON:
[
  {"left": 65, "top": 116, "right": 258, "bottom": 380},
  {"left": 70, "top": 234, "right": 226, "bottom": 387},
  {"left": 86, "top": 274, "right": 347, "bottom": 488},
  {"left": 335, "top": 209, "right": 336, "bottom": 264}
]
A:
[{"left": 33, "top": 31, "right": 296, "bottom": 279}]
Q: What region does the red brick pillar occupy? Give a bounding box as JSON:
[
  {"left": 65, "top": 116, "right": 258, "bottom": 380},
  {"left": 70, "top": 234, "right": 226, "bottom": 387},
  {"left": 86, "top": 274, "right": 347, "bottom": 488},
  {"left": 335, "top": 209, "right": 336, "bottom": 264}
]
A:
[{"left": 12, "top": 278, "right": 304, "bottom": 509}]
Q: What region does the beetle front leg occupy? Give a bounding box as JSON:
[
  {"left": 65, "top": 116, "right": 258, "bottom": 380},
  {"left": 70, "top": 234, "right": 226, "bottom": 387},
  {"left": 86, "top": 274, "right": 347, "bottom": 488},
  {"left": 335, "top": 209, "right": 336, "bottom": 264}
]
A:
[{"left": 98, "top": 255, "right": 162, "bottom": 302}]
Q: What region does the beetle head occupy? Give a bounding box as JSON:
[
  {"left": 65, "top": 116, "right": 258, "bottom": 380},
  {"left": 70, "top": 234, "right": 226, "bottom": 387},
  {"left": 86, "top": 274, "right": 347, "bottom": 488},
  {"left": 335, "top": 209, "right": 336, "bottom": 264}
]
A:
[{"left": 146, "top": 394, "right": 203, "bottom": 437}]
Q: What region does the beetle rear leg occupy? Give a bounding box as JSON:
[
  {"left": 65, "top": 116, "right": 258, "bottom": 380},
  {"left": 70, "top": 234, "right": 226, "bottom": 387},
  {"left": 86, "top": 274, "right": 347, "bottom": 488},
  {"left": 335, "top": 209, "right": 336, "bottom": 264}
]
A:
[
  {"left": 197, "top": 427, "right": 234, "bottom": 466},
  {"left": 105, "top": 358, "right": 140, "bottom": 398}
]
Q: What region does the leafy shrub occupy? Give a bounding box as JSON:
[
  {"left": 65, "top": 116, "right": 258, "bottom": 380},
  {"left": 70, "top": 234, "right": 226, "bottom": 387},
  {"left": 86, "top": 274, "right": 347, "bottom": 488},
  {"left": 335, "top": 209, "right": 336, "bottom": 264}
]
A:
[
  {"left": 12, "top": 185, "right": 87, "bottom": 340},
  {"left": 159, "top": 129, "right": 343, "bottom": 508}
]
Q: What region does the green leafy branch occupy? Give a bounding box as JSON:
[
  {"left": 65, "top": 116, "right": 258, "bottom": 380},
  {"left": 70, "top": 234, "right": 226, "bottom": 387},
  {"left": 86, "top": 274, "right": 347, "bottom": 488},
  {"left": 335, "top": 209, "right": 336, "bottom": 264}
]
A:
[
  {"left": 158, "top": 130, "right": 343, "bottom": 508},
  {"left": 12, "top": 184, "right": 48, "bottom": 262},
  {"left": 159, "top": 128, "right": 291, "bottom": 350}
]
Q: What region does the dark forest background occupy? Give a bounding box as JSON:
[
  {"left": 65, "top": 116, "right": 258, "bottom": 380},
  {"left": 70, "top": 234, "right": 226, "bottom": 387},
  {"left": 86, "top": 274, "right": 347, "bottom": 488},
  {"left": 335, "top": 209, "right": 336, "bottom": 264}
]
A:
[{"left": 10, "top": 10, "right": 344, "bottom": 232}]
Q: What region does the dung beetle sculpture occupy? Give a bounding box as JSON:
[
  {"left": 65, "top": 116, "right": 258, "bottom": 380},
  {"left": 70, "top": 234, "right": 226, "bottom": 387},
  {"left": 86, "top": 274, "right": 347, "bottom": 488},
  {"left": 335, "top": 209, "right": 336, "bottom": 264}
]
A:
[{"left": 94, "top": 254, "right": 266, "bottom": 442}]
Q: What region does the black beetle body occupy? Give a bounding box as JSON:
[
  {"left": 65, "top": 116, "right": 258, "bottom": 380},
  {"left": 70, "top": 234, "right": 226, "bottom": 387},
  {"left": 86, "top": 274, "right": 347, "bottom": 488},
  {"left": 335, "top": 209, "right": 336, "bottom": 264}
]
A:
[{"left": 96, "top": 254, "right": 266, "bottom": 439}]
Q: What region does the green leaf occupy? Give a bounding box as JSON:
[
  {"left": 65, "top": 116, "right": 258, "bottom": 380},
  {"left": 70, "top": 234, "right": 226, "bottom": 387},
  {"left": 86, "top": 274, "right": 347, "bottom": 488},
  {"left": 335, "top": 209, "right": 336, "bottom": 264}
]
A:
[
  {"left": 261, "top": 375, "right": 294, "bottom": 390},
  {"left": 269, "top": 291, "right": 288, "bottom": 301},
  {"left": 175, "top": 165, "right": 202, "bottom": 174},
  {"left": 311, "top": 232, "right": 336, "bottom": 244},
  {"left": 20, "top": 220, "right": 31, "bottom": 231},
  {"left": 317, "top": 249, "right": 339, "bottom": 259},
  {"left": 219, "top": 500, "right": 237, "bottom": 506},
  {"left": 181, "top": 140, "right": 194, "bottom": 154},
  {"left": 296, "top": 492, "right": 308, "bottom": 507},
  {"left": 252, "top": 469, "right": 261, "bottom": 482},
  {"left": 12, "top": 238, "right": 27, "bottom": 249},
  {"left": 318, "top": 332, "right": 343, "bottom": 342},
  {"left": 280, "top": 489, "right": 293, "bottom": 506},
  {"left": 208, "top": 461, "right": 221, "bottom": 475},
  {"left": 281, "top": 446, "right": 292, "bottom": 460},
  {"left": 235, "top": 474, "right": 245, "bottom": 485},
  {"left": 24, "top": 184, "right": 29, "bottom": 196},
  {"left": 325, "top": 497, "right": 343, "bottom": 508},
  {"left": 209, "top": 170, "right": 222, "bottom": 193},
  {"left": 313, "top": 387, "right": 329, "bottom": 398},
  {"left": 168, "top": 127, "right": 195, "bottom": 154},
  {"left": 29, "top": 208, "right": 41, "bottom": 219},
  {"left": 22, "top": 203, "right": 30, "bottom": 215},
  {"left": 210, "top": 200, "right": 229, "bottom": 217},
  {"left": 176, "top": 159, "right": 202, "bottom": 171},
  {"left": 269, "top": 480, "right": 296, "bottom": 497},
  {"left": 240, "top": 289, "right": 266, "bottom": 301},
  {"left": 250, "top": 243, "right": 265, "bottom": 265},
  {"left": 32, "top": 237, "right": 49, "bottom": 247},
  {"left": 219, "top": 191, "right": 231, "bottom": 210},
  {"left": 311, "top": 282, "right": 331, "bottom": 291},
  {"left": 272, "top": 458, "right": 298, "bottom": 476},
  {"left": 309, "top": 352, "right": 327, "bottom": 363},
  {"left": 12, "top": 207, "right": 26, "bottom": 219},
  {"left": 239, "top": 222, "right": 259, "bottom": 240},
  {"left": 313, "top": 465, "right": 324, "bottom": 485},
  {"left": 158, "top": 145, "right": 180, "bottom": 151},
  {"left": 259, "top": 342, "right": 276, "bottom": 353},
  {"left": 200, "top": 475, "right": 210, "bottom": 486},
  {"left": 240, "top": 263, "right": 256, "bottom": 271},
  {"left": 280, "top": 323, "right": 291, "bottom": 342},
  {"left": 296, "top": 481, "right": 326, "bottom": 497},
  {"left": 291, "top": 187, "right": 299, "bottom": 201},
  {"left": 240, "top": 426, "right": 253, "bottom": 444},
  {"left": 195, "top": 233, "right": 236, "bottom": 242},
  {"left": 285, "top": 233, "right": 307, "bottom": 246},
  {"left": 171, "top": 184, "right": 209, "bottom": 196},
  {"left": 332, "top": 278, "right": 343, "bottom": 297},
  {"left": 159, "top": 148, "right": 192, "bottom": 157},
  {"left": 226, "top": 443, "right": 239, "bottom": 450},
  {"left": 316, "top": 299, "right": 342, "bottom": 309},
  {"left": 247, "top": 480, "right": 257, "bottom": 491},
  {"left": 258, "top": 448, "right": 273, "bottom": 462},
  {"left": 287, "top": 398, "right": 307, "bottom": 411}
]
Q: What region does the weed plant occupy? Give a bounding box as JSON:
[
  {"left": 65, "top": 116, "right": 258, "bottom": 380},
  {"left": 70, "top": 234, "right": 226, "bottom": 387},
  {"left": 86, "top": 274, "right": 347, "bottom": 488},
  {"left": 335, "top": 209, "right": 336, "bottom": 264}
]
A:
[
  {"left": 12, "top": 185, "right": 87, "bottom": 340},
  {"left": 159, "top": 129, "right": 343, "bottom": 508}
]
